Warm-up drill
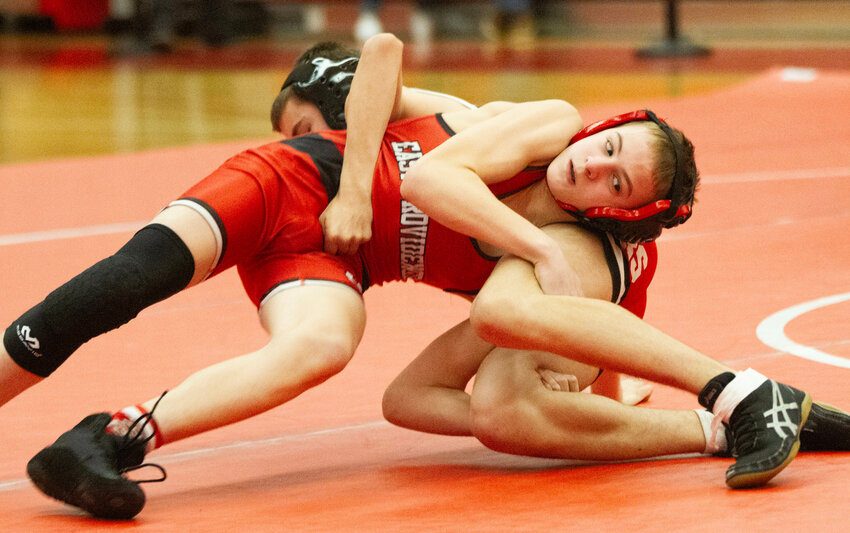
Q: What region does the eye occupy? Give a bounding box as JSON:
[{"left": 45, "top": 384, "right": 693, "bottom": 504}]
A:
[
  {"left": 612, "top": 175, "right": 621, "bottom": 193},
  {"left": 605, "top": 139, "right": 614, "bottom": 156}
]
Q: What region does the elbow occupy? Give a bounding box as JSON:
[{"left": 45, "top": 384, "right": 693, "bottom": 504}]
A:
[
  {"left": 469, "top": 290, "right": 531, "bottom": 348},
  {"left": 361, "top": 33, "right": 403, "bottom": 59},
  {"left": 399, "top": 161, "right": 429, "bottom": 204},
  {"left": 471, "top": 401, "right": 522, "bottom": 454}
]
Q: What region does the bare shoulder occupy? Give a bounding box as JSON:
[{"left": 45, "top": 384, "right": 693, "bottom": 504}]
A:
[
  {"left": 398, "top": 87, "right": 475, "bottom": 118},
  {"left": 439, "top": 101, "right": 518, "bottom": 133}
]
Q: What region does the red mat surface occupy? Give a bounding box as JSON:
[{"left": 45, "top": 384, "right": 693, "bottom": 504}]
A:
[{"left": 1, "top": 68, "right": 849, "bottom": 531}]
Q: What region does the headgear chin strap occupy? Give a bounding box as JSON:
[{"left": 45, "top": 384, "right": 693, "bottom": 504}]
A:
[
  {"left": 281, "top": 56, "right": 359, "bottom": 130},
  {"left": 558, "top": 109, "right": 695, "bottom": 243}
]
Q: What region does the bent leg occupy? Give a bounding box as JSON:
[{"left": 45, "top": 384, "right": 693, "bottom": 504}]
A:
[
  {"left": 0, "top": 205, "right": 217, "bottom": 407},
  {"left": 470, "top": 348, "right": 706, "bottom": 461},
  {"left": 472, "top": 252, "right": 731, "bottom": 395},
  {"left": 383, "top": 319, "right": 494, "bottom": 436},
  {"left": 139, "top": 283, "right": 366, "bottom": 443}
]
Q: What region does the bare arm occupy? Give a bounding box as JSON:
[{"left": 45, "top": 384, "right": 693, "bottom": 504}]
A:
[
  {"left": 319, "top": 33, "right": 402, "bottom": 255},
  {"left": 401, "top": 100, "right": 584, "bottom": 294},
  {"left": 323, "top": 34, "right": 477, "bottom": 255}
]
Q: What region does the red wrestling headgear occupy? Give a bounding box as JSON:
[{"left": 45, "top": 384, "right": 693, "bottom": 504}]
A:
[{"left": 557, "top": 110, "right": 696, "bottom": 243}]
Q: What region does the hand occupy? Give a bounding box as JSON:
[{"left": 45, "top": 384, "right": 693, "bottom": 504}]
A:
[
  {"left": 533, "top": 248, "right": 584, "bottom": 297},
  {"left": 319, "top": 194, "right": 373, "bottom": 255},
  {"left": 537, "top": 368, "right": 580, "bottom": 392}
]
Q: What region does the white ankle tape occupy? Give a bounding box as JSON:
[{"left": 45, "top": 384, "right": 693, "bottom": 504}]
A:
[
  {"left": 708, "top": 368, "right": 767, "bottom": 448},
  {"left": 694, "top": 409, "right": 728, "bottom": 455},
  {"left": 712, "top": 369, "right": 768, "bottom": 423}
]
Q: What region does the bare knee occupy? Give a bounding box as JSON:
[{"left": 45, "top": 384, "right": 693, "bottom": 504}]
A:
[
  {"left": 264, "top": 330, "right": 357, "bottom": 390},
  {"left": 469, "top": 352, "right": 529, "bottom": 453},
  {"left": 381, "top": 379, "right": 407, "bottom": 427},
  {"left": 470, "top": 392, "right": 532, "bottom": 454}
]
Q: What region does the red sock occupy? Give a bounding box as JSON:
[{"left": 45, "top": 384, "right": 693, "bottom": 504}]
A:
[{"left": 105, "top": 405, "right": 164, "bottom": 453}]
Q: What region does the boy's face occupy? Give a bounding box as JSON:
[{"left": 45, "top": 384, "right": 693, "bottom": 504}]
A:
[
  {"left": 546, "top": 122, "right": 658, "bottom": 212},
  {"left": 277, "top": 97, "right": 330, "bottom": 139}
]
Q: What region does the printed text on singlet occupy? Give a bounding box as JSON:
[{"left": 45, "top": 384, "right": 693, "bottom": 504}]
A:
[{"left": 393, "top": 141, "right": 428, "bottom": 280}]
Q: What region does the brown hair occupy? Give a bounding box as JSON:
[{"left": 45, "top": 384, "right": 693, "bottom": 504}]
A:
[{"left": 643, "top": 121, "right": 700, "bottom": 205}]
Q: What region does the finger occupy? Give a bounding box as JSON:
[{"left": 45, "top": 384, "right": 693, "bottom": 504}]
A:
[
  {"left": 539, "top": 373, "right": 558, "bottom": 390},
  {"left": 324, "top": 238, "right": 338, "bottom": 255}
]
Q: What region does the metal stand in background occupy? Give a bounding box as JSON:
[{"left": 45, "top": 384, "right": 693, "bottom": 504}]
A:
[{"left": 637, "top": 0, "right": 711, "bottom": 58}]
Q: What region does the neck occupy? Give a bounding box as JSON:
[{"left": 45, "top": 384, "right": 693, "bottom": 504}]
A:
[{"left": 502, "top": 180, "right": 576, "bottom": 227}]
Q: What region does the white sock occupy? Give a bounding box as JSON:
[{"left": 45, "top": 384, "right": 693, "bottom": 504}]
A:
[
  {"left": 106, "top": 405, "right": 160, "bottom": 454},
  {"left": 694, "top": 409, "right": 728, "bottom": 454}
]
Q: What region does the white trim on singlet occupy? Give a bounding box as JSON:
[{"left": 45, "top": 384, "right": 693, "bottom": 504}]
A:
[
  {"left": 259, "top": 279, "right": 361, "bottom": 309},
  {"left": 167, "top": 199, "right": 224, "bottom": 280}
]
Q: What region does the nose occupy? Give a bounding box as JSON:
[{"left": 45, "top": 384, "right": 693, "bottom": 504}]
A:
[{"left": 584, "top": 156, "right": 616, "bottom": 181}]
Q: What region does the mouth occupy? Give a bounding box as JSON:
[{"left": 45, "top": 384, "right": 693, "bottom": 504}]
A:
[{"left": 569, "top": 160, "right": 576, "bottom": 185}]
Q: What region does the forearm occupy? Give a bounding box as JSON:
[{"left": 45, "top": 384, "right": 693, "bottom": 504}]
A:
[
  {"left": 405, "top": 161, "right": 561, "bottom": 265},
  {"left": 339, "top": 33, "right": 404, "bottom": 199},
  {"left": 402, "top": 100, "right": 580, "bottom": 267}
]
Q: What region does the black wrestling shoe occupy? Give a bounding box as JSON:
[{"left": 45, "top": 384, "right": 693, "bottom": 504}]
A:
[
  {"left": 26, "top": 412, "right": 165, "bottom": 520},
  {"left": 724, "top": 380, "right": 811, "bottom": 489},
  {"left": 799, "top": 402, "right": 850, "bottom": 451},
  {"left": 716, "top": 401, "right": 849, "bottom": 458}
]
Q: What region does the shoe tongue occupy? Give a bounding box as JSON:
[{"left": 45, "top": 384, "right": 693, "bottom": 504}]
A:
[{"left": 698, "top": 371, "right": 736, "bottom": 411}]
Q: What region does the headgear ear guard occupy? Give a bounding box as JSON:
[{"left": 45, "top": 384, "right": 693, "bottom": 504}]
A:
[
  {"left": 557, "top": 110, "right": 696, "bottom": 243},
  {"left": 280, "top": 56, "right": 359, "bottom": 130}
]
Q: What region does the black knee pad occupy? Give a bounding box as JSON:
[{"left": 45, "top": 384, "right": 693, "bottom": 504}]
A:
[{"left": 4, "top": 224, "right": 195, "bottom": 377}]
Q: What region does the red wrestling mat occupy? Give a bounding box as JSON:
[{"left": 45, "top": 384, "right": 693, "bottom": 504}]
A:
[{"left": 1, "top": 68, "right": 849, "bottom": 531}]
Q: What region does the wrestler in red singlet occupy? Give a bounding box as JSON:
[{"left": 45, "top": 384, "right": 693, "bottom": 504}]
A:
[{"left": 172, "top": 114, "right": 657, "bottom": 317}]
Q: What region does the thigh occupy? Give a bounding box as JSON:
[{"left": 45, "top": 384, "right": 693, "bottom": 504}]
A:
[
  {"left": 151, "top": 152, "right": 272, "bottom": 287},
  {"left": 474, "top": 347, "right": 601, "bottom": 401},
  {"left": 259, "top": 282, "right": 366, "bottom": 352},
  {"left": 151, "top": 204, "right": 220, "bottom": 287}
]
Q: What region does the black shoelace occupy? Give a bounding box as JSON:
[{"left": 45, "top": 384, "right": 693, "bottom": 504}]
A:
[
  {"left": 118, "top": 391, "right": 168, "bottom": 484},
  {"left": 729, "top": 412, "right": 760, "bottom": 456}
]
